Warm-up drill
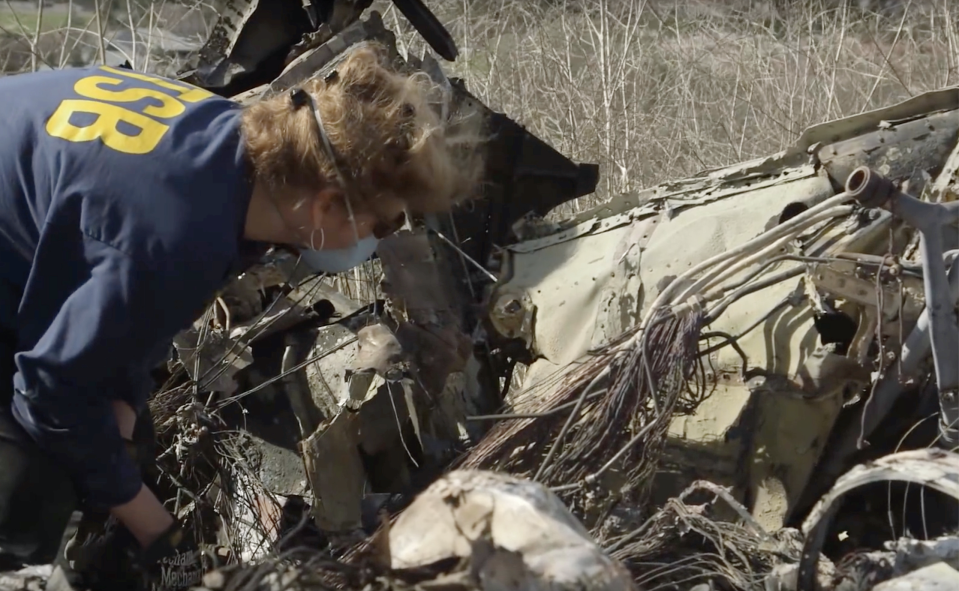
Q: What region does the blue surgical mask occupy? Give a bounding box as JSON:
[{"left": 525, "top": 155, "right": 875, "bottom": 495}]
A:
[{"left": 299, "top": 234, "right": 379, "bottom": 273}]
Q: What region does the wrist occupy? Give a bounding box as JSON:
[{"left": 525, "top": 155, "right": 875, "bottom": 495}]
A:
[{"left": 110, "top": 484, "right": 175, "bottom": 548}]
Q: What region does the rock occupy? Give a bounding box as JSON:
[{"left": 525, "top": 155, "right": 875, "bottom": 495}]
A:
[{"left": 388, "top": 469, "right": 636, "bottom": 591}]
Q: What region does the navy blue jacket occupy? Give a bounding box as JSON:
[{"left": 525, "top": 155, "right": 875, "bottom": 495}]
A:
[{"left": 0, "top": 65, "right": 258, "bottom": 510}]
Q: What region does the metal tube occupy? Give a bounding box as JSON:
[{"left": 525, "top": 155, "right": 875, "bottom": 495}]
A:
[{"left": 845, "top": 166, "right": 959, "bottom": 446}]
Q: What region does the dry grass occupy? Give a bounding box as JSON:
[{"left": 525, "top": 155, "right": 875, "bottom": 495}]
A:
[
  {"left": 381, "top": 0, "right": 959, "bottom": 212},
  {"left": 3, "top": 1, "right": 957, "bottom": 208},
  {"left": 2, "top": 0, "right": 957, "bottom": 302},
  {"left": 0, "top": 0, "right": 217, "bottom": 76}
]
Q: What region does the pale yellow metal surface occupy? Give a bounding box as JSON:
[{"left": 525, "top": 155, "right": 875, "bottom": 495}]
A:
[
  {"left": 497, "top": 164, "right": 856, "bottom": 527},
  {"left": 639, "top": 172, "right": 836, "bottom": 529},
  {"left": 498, "top": 222, "right": 638, "bottom": 366}
]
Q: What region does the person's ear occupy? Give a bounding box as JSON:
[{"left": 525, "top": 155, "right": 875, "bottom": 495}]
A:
[{"left": 310, "top": 187, "right": 339, "bottom": 230}]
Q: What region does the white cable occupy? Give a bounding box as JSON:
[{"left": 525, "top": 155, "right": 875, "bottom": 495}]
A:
[
  {"left": 638, "top": 191, "right": 853, "bottom": 332},
  {"left": 679, "top": 206, "right": 854, "bottom": 305}
]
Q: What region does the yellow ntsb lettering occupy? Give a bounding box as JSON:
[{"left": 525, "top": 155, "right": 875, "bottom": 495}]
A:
[
  {"left": 45, "top": 68, "right": 215, "bottom": 155},
  {"left": 45, "top": 99, "right": 170, "bottom": 155},
  {"left": 98, "top": 66, "right": 215, "bottom": 104},
  {"left": 74, "top": 76, "right": 186, "bottom": 119}
]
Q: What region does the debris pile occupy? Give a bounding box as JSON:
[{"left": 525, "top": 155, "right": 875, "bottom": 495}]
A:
[{"left": 3, "top": 2, "right": 959, "bottom": 591}]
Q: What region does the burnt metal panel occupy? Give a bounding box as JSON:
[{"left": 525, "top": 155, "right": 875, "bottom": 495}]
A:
[
  {"left": 179, "top": 0, "right": 459, "bottom": 98},
  {"left": 818, "top": 108, "right": 959, "bottom": 196},
  {"left": 441, "top": 91, "right": 600, "bottom": 280},
  {"left": 179, "top": 0, "right": 316, "bottom": 97}
]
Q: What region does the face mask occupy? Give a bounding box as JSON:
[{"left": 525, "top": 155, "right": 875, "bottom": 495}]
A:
[{"left": 299, "top": 234, "right": 379, "bottom": 273}]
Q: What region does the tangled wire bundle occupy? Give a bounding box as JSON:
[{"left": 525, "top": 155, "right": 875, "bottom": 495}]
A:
[
  {"left": 458, "top": 306, "right": 704, "bottom": 510},
  {"left": 606, "top": 481, "right": 803, "bottom": 590}
]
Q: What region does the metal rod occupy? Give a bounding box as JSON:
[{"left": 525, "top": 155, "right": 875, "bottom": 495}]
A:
[
  {"left": 846, "top": 166, "right": 959, "bottom": 445},
  {"left": 427, "top": 226, "right": 499, "bottom": 282}
]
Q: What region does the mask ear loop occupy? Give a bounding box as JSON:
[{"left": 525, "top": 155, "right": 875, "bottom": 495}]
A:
[
  {"left": 310, "top": 227, "right": 326, "bottom": 251},
  {"left": 342, "top": 194, "right": 361, "bottom": 245}
]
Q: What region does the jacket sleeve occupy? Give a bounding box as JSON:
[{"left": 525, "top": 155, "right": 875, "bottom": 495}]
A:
[{"left": 10, "top": 233, "right": 210, "bottom": 511}]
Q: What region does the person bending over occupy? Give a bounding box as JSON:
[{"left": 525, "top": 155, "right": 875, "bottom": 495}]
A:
[{"left": 0, "top": 44, "right": 481, "bottom": 590}]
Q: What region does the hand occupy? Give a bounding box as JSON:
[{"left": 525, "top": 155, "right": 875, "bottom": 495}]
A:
[
  {"left": 137, "top": 521, "right": 205, "bottom": 591},
  {"left": 65, "top": 518, "right": 205, "bottom": 591}
]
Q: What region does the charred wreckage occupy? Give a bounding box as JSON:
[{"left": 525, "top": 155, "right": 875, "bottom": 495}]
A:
[{"left": 5, "top": 1, "right": 959, "bottom": 590}]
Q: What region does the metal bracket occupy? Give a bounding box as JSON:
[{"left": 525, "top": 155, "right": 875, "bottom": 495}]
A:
[{"left": 846, "top": 166, "right": 959, "bottom": 445}]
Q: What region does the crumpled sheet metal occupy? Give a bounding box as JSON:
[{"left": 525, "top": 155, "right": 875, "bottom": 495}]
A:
[
  {"left": 268, "top": 11, "right": 391, "bottom": 95},
  {"left": 494, "top": 219, "right": 644, "bottom": 367},
  {"left": 789, "top": 87, "right": 959, "bottom": 162},
  {"left": 388, "top": 469, "right": 636, "bottom": 591},
  {"left": 498, "top": 166, "right": 833, "bottom": 370},
  {"left": 299, "top": 322, "right": 423, "bottom": 532},
  {"left": 873, "top": 563, "right": 959, "bottom": 591},
  {"left": 688, "top": 86, "right": 959, "bottom": 186},
  {"left": 797, "top": 449, "right": 959, "bottom": 591},
  {"left": 559, "top": 159, "right": 824, "bottom": 229},
  {"left": 497, "top": 166, "right": 843, "bottom": 529}
]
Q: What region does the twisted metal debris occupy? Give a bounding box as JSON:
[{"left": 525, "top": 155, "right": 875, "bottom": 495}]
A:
[{"left": 606, "top": 481, "right": 803, "bottom": 591}]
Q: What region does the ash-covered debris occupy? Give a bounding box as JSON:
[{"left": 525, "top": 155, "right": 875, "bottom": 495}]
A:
[
  {"left": 4, "top": 2, "right": 959, "bottom": 591},
  {"left": 178, "top": 470, "right": 636, "bottom": 591},
  {"left": 0, "top": 564, "right": 51, "bottom": 591}
]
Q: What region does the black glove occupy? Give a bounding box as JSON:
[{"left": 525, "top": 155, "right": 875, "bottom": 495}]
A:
[
  {"left": 70, "top": 519, "right": 205, "bottom": 591},
  {"left": 135, "top": 521, "right": 205, "bottom": 591}
]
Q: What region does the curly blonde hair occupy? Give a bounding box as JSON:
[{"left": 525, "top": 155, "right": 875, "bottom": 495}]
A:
[{"left": 241, "top": 43, "right": 483, "bottom": 219}]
